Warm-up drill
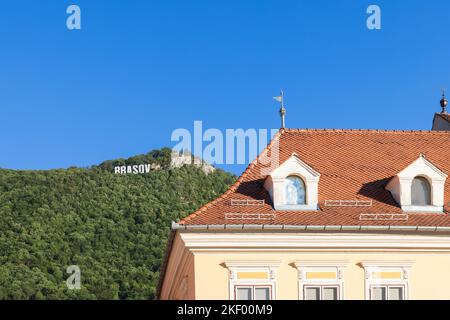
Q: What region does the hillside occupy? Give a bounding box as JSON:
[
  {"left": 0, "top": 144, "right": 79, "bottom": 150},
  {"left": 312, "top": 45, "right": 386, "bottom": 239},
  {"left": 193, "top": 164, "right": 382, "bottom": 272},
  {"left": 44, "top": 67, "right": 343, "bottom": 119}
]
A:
[{"left": 0, "top": 148, "right": 235, "bottom": 299}]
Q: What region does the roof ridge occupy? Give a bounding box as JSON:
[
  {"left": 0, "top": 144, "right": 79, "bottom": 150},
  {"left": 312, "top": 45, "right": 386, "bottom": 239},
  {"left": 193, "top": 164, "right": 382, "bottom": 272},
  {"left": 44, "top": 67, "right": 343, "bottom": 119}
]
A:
[
  {"left": 178, "top": 128, "right": 284, "bottom": 224},
  {"left": 284, "top": 128, "right": 450, "bottom": 134}
]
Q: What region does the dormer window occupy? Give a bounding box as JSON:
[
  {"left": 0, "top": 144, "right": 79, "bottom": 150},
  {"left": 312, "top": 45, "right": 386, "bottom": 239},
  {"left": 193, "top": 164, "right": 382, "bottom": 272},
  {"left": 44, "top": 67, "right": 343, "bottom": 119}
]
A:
[
  {"left": 285, "top": 176, "right": 306, "bottom": 205},
  {"left": 264, "top": 154, "right": 320, "bottom": 211},
  {"left": 411, "top": 176, "right": 431, "bottom": 206},
  {"left": 386, "top": 155, "right": 447, "bottom": 213}
]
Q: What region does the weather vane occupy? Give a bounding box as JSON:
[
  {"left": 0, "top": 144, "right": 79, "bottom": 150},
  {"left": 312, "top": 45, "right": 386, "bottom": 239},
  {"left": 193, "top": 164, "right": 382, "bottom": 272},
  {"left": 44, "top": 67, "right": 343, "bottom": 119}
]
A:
[{"left": 273, "top": 90, "right": 286, "bottom": 128}]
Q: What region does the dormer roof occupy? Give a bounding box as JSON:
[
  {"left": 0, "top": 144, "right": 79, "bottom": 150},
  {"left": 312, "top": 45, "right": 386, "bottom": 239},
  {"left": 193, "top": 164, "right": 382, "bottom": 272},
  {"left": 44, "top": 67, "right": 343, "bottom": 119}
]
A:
[
  {"left": 268, "top": 153, "right": 320, "bottom": 180},
  {"left": 396, "top": 154, "right": 447, "bottom": 180}
]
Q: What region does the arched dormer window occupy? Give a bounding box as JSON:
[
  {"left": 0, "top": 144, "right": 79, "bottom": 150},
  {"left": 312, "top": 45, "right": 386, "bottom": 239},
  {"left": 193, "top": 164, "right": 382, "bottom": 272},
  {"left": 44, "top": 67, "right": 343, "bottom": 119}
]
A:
[
  {"left": 411, "top": 176, "right": 431, "bottom": 206},
  {"left": 264, "top": 154, "right": 320, "bottom": 211},
  {"left": 386, "top": 154, "right": 447, "bottom": 213},
  {"left": 285, "top": 176, "right": 306, "bottom": 205}
]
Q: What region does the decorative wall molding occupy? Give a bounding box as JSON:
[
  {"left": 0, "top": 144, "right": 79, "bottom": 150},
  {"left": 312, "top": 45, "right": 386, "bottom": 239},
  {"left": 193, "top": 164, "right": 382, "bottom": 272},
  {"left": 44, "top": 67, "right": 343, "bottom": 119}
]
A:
[
  {"left": 361, "top": 261, "right": 413, "bottom": 300},
  {"left": 294, "top": 261, "right": 347, "bottom": 300},
  {"left": 360, "top": 260, "right": 414, "bottom": 268},
  {"left": 180, "top": 233, "right": 450, "bottom": 252},
  {"left": 225, "top": 260, "right": 280, "bottom": 300},
  {"left": 224, "top": 260, "right": 282, "bottom": 268}
]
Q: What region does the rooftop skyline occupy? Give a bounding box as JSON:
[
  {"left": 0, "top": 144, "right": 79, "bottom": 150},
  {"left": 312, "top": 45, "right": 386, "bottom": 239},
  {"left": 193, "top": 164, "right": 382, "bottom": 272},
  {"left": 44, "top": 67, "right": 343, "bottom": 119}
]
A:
[{"left": 1, "top": 0, "right": 449, "bottom": 174}]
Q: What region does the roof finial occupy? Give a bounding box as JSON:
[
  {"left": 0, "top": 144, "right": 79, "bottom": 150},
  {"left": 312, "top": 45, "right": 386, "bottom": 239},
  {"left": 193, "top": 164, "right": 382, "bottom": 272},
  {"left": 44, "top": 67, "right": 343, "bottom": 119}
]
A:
[
  {"left": 273, "top": 90, "right": 286, "bottom": 128},
  {"left": 440, "top": 89, "right": 448, "bottom": 114}
]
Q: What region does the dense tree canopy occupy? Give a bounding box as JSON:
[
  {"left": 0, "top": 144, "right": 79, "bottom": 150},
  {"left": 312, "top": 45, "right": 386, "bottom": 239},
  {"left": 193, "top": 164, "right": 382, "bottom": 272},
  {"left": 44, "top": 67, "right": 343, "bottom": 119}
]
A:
[{"left": 0, "top": 148, "right": 235, "bottom": 299}]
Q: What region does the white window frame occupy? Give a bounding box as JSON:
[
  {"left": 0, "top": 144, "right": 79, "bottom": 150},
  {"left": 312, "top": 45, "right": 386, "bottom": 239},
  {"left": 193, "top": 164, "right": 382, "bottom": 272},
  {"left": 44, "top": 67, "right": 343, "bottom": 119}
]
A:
[
  {"left": 234, "top": 285, "right": 273, "bottom": 300},
  {"left": 369, "top": 284, "right": 406, "bottom": 300},
  {"left": 303, "top": 285, "right": 340, "bottom": 300},
  {"left": 224, "top": 260, "right": 280, "bottom": 300},
  {"left": 294, "top": 260, "right": 348, "bottom": 300},
  {"left": 411, "top": 176, "right": 432, "bottom": 206},
  {"left": 361, "top": 261, "right": 413, "bottom": 300}
]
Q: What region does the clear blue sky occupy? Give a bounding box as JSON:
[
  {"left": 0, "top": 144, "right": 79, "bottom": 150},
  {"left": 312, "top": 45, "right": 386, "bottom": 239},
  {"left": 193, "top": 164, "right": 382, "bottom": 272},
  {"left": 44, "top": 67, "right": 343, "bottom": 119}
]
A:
[{"left": 0, "top": 0, "right": 448, "bottom": 175}]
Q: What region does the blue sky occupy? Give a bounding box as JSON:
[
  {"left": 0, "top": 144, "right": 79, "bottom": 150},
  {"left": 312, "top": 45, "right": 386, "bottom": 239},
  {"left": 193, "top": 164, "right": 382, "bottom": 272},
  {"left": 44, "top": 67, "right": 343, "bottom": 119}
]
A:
[{"left": 0, "top": 0, "right": 448, "bottom": 175}]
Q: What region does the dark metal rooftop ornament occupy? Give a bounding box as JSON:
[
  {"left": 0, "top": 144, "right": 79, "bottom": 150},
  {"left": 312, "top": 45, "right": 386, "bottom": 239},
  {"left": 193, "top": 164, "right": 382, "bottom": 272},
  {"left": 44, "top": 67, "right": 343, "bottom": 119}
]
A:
[{"left": 440, "top": 89, "right": 448, "bottom": 114}]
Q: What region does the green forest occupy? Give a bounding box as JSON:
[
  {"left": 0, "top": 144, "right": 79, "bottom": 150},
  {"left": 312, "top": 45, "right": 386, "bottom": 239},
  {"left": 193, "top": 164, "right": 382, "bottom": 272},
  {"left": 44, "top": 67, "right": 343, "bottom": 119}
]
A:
[{"left": 0, "top": 148, "right": 235, "bottom": 299}]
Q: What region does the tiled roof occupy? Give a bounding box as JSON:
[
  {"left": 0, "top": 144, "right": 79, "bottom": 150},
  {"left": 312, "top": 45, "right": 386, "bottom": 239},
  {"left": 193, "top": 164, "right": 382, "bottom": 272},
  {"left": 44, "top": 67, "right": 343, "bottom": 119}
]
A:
[{"left": 178, "top": 129, "right": 450, "bottom": 227}]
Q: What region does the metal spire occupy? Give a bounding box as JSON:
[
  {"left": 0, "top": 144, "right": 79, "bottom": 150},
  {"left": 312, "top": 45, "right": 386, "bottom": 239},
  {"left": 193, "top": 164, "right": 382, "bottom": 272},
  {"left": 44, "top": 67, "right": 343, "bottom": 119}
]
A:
[
  {"left": 440, "top": 89, "right": 448, "bottom": 114},
  {"left": 273, "top": 90, "right": 286, "bottom": 128}
]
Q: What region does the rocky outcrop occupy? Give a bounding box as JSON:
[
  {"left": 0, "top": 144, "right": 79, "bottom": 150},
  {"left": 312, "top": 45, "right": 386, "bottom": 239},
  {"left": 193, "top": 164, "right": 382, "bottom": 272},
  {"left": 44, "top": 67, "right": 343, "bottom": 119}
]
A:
[{"left": 170, "top": 151, "right": 215, "bottom": 174}]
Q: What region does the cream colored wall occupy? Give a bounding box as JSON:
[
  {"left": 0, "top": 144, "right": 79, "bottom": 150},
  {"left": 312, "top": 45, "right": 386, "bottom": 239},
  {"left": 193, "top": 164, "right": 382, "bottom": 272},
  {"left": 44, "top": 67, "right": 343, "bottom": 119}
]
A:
[
  {"left": 193, "top": 251, "right": 450, "bottom": 300},
  {"left": 160, "top": 232, "right": 450, "bottom": 300},
  {"left": 159, "top": 232, "right": 195, "bottom": 300},
  {"left": 409, "top": 252, "right": 450, "bottom": 300}
]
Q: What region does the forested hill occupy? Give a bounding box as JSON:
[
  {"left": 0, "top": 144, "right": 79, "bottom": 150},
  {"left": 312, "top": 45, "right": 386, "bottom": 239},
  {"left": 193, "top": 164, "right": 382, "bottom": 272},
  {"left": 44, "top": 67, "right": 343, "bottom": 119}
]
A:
[{"left": 0, "top": 148, "right": 235, "bottom": 299}]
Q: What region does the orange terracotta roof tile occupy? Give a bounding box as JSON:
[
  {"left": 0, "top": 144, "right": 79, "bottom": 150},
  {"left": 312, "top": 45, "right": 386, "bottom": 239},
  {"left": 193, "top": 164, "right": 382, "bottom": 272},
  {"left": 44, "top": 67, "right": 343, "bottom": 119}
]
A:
[{"left": 179, "top": 129, "right": 450, "bottom": 227}]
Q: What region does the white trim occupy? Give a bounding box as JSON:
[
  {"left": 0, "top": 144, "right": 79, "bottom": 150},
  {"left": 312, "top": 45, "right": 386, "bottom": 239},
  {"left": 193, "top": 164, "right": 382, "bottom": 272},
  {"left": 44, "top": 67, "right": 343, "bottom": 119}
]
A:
[
  {"left": 225, "top": 260, "right": 281, "bottom": 268},
  {"left": 294, "top": 261, "right": 348, "bottom": 300},
  {"left": 179, "top": 233, "right": 450, "bottom": 251},
  {"left": 361, "top": 261, "right": 413, "bottom": 300},
  {"left": 361, "top": 260, "right": 414, "bottom": 268},
  {"left": 234, "top": 285, "right": 273, "bottom": 300},
  {"left": 225, "top": 260, "right": 280, "bottom": 300},
  {"left": 274, "top": 204, "right": 319, "bottom": 211},
  {"left": 294, "top": 260, "right": 348, "bottom": 268},
  {"left": 370, "top": 285, "right": 406, "bottom": 300},
  {"left": 269, "top": 153, "right": 321, "bottom": 179},
  {"left": 303, "top": 284, "right": 341, "bottom": 300},
  {"left": 401, "top": 205, "right": 443, "bottom": 213},
  {"left": 398, "top": 156, "right": 448, "bottom": 179}
]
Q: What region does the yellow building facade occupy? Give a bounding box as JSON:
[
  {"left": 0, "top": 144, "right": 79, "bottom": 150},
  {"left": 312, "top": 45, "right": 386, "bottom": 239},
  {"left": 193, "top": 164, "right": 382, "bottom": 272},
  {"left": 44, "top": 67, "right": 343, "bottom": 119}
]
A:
[
  {"left": 159, "top": 230, "right": 450, "bottom": 300},
  {"left": 158, "top": 129, "right": 450, "bottom": 300}
]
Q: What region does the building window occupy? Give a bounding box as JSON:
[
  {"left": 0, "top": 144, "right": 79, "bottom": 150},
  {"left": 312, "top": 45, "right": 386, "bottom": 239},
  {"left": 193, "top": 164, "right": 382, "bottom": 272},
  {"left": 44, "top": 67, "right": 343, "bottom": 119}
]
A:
[
  {"left": 370, "top": 285, "right": 405, "bottom": 300},
  {"left": 294, "top": 261, "right": 347, "bottom": 300},
  {"left": 225, "top": 261, "right": 280, "bottom": 300},
  {"left": 411, "top": 176, "right": 431, "bottom": 206},
  {"left": 361, "top": 261, "right": 412, "bottom": 300},
  {"left": 235, "top": 286, "right": 272, "bottom": 300},
  {"left": 285, "top": 176, "right": 306, "bottom": 205},
  {"left": 304, "top": 285, "right": 339, "bottom": 300}
]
